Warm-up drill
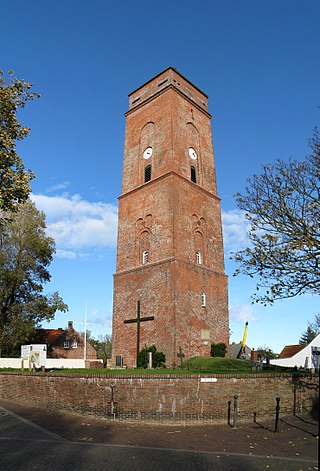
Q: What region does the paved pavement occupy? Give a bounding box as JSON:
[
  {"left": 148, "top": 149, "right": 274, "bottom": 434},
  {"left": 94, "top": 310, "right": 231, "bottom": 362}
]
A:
[{"left": 0, "top": 399, "right": 318, "bottom": 471}]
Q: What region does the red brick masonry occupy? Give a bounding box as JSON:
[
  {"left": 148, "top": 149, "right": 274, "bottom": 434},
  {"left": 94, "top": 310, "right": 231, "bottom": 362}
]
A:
[{"left": 0, "top": 373, "right": 318, "bottom": 423}]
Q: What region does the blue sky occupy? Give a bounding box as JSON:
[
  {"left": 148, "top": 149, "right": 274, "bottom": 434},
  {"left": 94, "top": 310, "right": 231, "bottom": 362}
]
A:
[{"left": 1, "top": 0, "right": 319, "bottom": 352}]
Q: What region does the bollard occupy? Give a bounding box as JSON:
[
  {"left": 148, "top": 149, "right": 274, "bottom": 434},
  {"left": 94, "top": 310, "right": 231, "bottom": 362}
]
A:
[
  {"left": 41, "top": 365, "right": 45, "bottom": 376},
  {"left": 274, "top": 397, "right": 280, "bottom": 432},
  {"left": 110, "top": 384, "right": 116, "bottom": 417},
  {"left": 227, "top": 400, "right": 231, "bottom": 426},
  {"left": 233, "top": 395, "right": 238, "bottom": 429},
  {"left": 253, "top": 412, "right": 257, "bottom": 423}
]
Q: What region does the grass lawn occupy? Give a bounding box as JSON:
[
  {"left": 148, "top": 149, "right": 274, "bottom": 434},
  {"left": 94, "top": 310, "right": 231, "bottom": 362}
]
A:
[{"left": 0, "top": 357, "right": 298, "bottom": 375}]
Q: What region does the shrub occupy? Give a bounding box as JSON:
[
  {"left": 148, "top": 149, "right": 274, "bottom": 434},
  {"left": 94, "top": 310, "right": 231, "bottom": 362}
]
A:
[
  {"left": 137, "top": 345, "right": 166, "bottom": 368},
  {"left": 210, "top": 342, "right": 227, "bottom": 357}
]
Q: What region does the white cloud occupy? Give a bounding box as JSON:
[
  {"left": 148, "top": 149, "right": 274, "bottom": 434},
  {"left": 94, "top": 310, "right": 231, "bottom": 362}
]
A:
[
  {"left": 31, "top": 193, "right": 118, "bottom": 258},
  {"left": 229, "top": 303, "right": 258, "bottom": 322},
  {"left": 55, "top": 249, "right": 77, "bottom": 260},
  {"left": 46, "top": 181, "right": 70, "bottom": 193},
  {"left": 222, "top": 209, "right": 251, "bottom": 253}
]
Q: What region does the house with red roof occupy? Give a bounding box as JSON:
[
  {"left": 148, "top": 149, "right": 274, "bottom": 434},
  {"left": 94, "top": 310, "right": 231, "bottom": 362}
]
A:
[{"left": 33, "top": 321, "right": 98, "bottom": 362}]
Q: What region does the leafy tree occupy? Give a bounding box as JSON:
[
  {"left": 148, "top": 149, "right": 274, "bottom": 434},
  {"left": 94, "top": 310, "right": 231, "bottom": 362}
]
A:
[
  {"left": 0, "top": 69, "right": 39, "bottom": 214},
  {"left": 255, "top": 345, "right": 277, "bottom": 359},
  {"left": 87, "top": 333, "right": 112, "bottom": 367},
  {"left": 210, "top": 342, "right": 227, "bottom": 357},
  {"left": 232, "top": 130, "right": 320, "bottom": 304},
  {"left": 0, "top": 200, "right": 68, "bottom": 356},
  {"left": 137, "top": 345, "right": 166, "bottom": 368},
  {"left": 299, "top": 313, "right": 320, "bottom": 345}
]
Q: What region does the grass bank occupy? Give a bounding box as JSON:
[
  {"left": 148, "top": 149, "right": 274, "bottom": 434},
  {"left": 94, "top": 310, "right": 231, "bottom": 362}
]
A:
[{"left": 0, "top": 357, "right": 299, "bottom": 375}]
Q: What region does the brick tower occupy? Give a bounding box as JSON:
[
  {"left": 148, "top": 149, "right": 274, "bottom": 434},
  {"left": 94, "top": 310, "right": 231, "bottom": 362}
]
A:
[{"left": 112, "top": 67, "right": 229, "bottom": 368}]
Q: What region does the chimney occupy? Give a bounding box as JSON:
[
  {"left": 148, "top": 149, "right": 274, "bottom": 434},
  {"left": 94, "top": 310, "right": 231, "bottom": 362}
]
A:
[{"left": 68, "top": 321, "right": 73, "bottom": 329}]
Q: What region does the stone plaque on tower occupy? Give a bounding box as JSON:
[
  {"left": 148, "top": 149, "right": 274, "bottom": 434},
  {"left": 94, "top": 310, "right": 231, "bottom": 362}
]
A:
[{"left": 112, "top": 67, "right": 229, "bottom": 368}]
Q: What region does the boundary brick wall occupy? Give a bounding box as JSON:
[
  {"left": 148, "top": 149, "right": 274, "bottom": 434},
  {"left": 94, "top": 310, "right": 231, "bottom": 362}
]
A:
[{"left": 0, "top": 373, "right": 318, "bottom": 423}]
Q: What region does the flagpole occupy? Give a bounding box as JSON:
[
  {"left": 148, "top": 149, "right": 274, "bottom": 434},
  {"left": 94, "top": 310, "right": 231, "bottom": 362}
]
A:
[{"left": 84, "top": 302, "right": 87, "bottom": 365}]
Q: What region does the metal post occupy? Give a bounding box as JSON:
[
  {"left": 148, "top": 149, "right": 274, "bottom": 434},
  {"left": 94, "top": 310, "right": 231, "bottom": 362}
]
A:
[
  {"left": 110, "top": 384, "right": 115, "bottom": 417},
  {"left": 274, "top": 397, "right": 280, "bottom": 432},
  {"left": 233, "top": 395, "right": 238, "bottom": 429},
  {"left": 136, "top": 300, "right": 140, "bottom": 367},
  {"left": 227, "top": 400, "right": 231, "bottom": 426}
]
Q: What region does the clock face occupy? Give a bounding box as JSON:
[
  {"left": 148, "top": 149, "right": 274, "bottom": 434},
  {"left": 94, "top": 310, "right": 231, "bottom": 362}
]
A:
[
  {"left": 143, "top": 147, "right": 153, "bottom": 159},
  {"left": 188, "top": 147, "right": 197, "bottom": 160}
]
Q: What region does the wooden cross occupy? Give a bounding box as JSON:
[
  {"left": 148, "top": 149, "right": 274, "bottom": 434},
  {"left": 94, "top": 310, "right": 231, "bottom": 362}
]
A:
[
  {"left": 177, "top": 346, "right": 185, "bottom": 366},
  {"left": 124, "top": 300, "right": 154, "bottom": 367}
]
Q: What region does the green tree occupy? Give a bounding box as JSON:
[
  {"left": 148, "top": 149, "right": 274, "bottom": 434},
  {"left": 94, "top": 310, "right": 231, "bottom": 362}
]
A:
[
  {"left": 299, "top": 313, "right": 320, "bottom": 346},
  {"left": 256, "top": 345, "right": 277, "bottom": 359},
  {"left": 0, "top": 69, "right": 39, "bottom": 214},
  {"left": 299, "top": 326, "right": 317, "bottom": 346},
  {"left": 232, "top": 130, "right": 320, "bottom": 304},
  {"left": 0, "top": 200, "right": 68, "bottom": 356},
  {"left": 87, "top": 333, "right": 112, "bottom": 367},
  {"left": 138, "top": 345, "right": 166, "bottom": 368},
  {"left": 210, "top": 342, "right": 227, "bottom": 357}
]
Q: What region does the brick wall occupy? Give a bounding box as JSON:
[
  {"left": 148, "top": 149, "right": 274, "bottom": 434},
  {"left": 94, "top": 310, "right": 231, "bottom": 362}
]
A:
[{"left": 0, "top": 373, "right": 318, "bottom": 423}]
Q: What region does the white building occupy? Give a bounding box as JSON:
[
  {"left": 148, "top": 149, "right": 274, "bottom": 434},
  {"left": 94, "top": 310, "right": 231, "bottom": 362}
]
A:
[{"left": 270, "top": 334, "right": 320, "bottom": 369}]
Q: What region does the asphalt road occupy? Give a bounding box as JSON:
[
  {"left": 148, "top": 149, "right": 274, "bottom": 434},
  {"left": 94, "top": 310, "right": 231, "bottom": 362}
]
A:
[{"left": 0, "top": 403, "right": 318, "bottom": 471}]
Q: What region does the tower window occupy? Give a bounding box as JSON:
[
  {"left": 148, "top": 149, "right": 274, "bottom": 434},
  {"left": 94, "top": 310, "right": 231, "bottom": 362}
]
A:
[
  {"left": 201, "top": 292, "right": 206, "bottom": 308},
  {"left": 196, "top": 251, "right": 202, "bottom": 265},
  {"left": 142, "top": 251, "right": 149, "bottom": 264},
  {"left": 191, "top": 166, "right": 197, "bottom": 183},
  {"left": 145, "top": 165, "right": 151, "bottom": 183}
]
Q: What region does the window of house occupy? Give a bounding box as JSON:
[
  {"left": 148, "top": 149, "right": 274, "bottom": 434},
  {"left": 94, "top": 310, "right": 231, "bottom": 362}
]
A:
[
  {"left": 196, "top": 251, "right": 202, "bottom": 264},
  {"left": 142, "top": 250, "right": 149, "bottom": 264},
  {"left": 71, "top": 340, "right": 78, "bottom": 349},
  {"left": 64, "top": 341, "right": 70, "bottom": 349},
  {"left": 201, "top": 292, "right": 206, "bottom": 308},
  {"left": 191, "top": 166, "right": 197, "bottom": 183},
  {"left": 145, "top": 164, "right": 151, "bottom": 183}
]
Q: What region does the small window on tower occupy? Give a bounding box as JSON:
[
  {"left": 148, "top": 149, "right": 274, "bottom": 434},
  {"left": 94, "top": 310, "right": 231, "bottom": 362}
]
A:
[
  {"left": 191, "top": 166, "right": 197, "bottom": 183},
  {"left": 142, "top": 251, "right": 149, "bottom": 264},
  {"left": 145, "top": 165, "right": 151, "bottom": 183},
  {"left": 196, "top": 251, "right": 202, "bottom": 264},
  {"left": 201, "top": 292, "right": 206, "bottom": 308}
]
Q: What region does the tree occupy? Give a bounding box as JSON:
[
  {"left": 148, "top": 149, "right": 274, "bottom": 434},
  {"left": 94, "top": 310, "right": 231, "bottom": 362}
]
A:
[
  {"left": 256, "top": 345, "right": 277, "bottom": 359},
  {"left": 87, "top": 333, "right": 112, "bottom": 367},
  {"left": 210, "top": 342, "right": 227, "bottom": 357},
  {"left": 232, "top": 130, "right": 320, "bottom": 304},
  {"left": 299, "top": 326, "right": 317, "bottom": 346},
  {"left": 0, "top": 200, "right": 68, "bottom": 356},
  {"left": 299, "top": 313, "right": 320, "bottom": 345},
  {"left": 0, "top": 69, "right": 39, "bottom": 214}
]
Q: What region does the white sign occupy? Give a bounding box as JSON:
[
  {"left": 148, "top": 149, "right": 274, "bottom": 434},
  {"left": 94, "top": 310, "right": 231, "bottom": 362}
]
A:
[
  {"left": 21, "top": 345, "right": 30, "bottom": 360},
  {"left": 21, "top": 344, "right": 47, "bottom": 367},
  {"left": 200, "top": 378, "right": 218, "bottom": 383}
]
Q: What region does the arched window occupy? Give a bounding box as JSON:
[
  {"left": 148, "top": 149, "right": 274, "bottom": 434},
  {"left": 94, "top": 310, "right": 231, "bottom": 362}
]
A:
[
  {"left": 191, "top": 166, "right": 197, "bottom": 183},
  {"left": 142, "top": 250, "right": 149, "bottom": 264},
  {"left": 201, "top": 292, "right": 206, "bottom": 308},
  {"left": 145, "top": 164, "right": 151, "bottom": 183},
  {"left": 196, "top": 251, "right": 202, "bottom": 264}
]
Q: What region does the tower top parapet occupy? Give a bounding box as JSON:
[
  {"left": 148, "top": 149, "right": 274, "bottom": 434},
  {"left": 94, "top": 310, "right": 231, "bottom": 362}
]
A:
[{"left": 127, "top": 67, "right": 209, "bottom": 114}]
